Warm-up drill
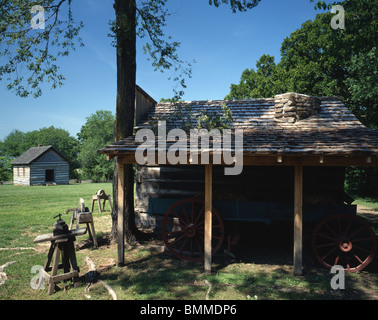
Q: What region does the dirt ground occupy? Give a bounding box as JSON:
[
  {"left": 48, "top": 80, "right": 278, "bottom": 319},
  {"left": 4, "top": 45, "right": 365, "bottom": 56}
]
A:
[
  {"left": 357, "top": 205, "right": 378, "bottom": 224},
  {"left": 70, "top": 205, "right": 378, "bottom": 300}
]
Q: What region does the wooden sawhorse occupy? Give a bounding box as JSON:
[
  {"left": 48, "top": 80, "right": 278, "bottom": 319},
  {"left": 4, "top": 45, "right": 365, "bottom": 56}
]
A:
[
  {"left": 91, "top": 189, "right": 113, "bottom": 214},
  {"left": 66, "top": 198, "right": 98, "bottom": 248}
]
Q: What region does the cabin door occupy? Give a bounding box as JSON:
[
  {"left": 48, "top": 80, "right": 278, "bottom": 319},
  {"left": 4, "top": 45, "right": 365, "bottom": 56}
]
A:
[{"left": 45, "top": 169, "right": 55, "bottom": 182}]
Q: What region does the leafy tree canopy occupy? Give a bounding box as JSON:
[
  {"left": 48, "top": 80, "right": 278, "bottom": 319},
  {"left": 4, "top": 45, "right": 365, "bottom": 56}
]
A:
[
  {"left": 225, "top": 0, "right": 377, "bottom": 129},
  {"left": 1, "top": 126, "right": 77, "bottom": 158},
  {"left": 225, "top": 54, "right": 286, "bottom": 100},
  {"left": 1, "top": 0, "right": 263, "bottom": 100},
  {"left": 225, "top": 0, "right": 378, "bottom": 198},
  {"left": 77, "top": 110, "right": 115, "bottom": 181},
  {"left": 0, "top": 155, "right": 13, "bottom": 181},
  {"left": 0, "top": 125, "right": 79, "bottom": 178},
  {"left": 0, "top": 0, "right": 84, "bottom": 98}
]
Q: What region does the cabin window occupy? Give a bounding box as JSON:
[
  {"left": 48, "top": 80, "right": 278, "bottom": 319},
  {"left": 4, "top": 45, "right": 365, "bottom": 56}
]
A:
[{"left": 45, "top": 169, "right": 55, "bottom": 182}]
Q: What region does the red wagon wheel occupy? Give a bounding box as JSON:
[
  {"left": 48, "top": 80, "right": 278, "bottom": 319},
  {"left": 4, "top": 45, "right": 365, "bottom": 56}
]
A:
[
  {"left": 162, "top": 198, "right": 224, "bottom": 261},
  {"left": 312, "top": 214, "right": 376, "bottom": 272}
]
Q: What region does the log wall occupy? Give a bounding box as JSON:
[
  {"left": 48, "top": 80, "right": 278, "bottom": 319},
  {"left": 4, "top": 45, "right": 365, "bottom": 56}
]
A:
[{"left": 135, "top": 165, "right": 348, "bottom": 215}]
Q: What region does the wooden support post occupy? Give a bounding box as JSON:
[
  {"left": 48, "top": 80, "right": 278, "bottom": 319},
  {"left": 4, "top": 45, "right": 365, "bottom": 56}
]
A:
[
  {"left": 294, "top": 165, "right": 303, "bottom": 275},
  {"left": 204, "top": 165, "right": 212, "bottom": 273},
  {"left": 66, "top": 240, "right": 80, "bottom": 287},
  {"left": 107, "top": 195, "right": 113, "bottom": 212},
  {"left": 97, "top": 195, "right": 102, "bottom": 213},
  {"left": 48, "top": 245, "right": 61, "bottom": 295},
  {"left": 117, "top": 159, "right": 125, "bottom": 267},
  {"left": 87, "top": 221, "right": 98, "bottom": 249}
]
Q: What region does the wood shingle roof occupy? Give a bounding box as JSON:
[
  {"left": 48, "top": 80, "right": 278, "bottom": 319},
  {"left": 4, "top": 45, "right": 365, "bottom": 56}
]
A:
[
  {"left": 12, "top": 145, "right": 68, "bottom": 165},
  {"left": 99, "top": 93, "right": 378, "bottom": 161}
]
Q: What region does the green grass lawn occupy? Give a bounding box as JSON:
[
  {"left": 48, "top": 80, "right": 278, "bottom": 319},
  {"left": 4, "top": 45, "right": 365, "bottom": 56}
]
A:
[
  {"left": 0, "top": 183, "right": 377, "bottom": 300},
  {"left": 0, "top": 183, "right": 113, "bottom": 248},
  {"left": 0, "top": 183, "right": 113, "bottom": 300},
  {"left": 353, "top": 197, "right": 378, "bottom": 211}
]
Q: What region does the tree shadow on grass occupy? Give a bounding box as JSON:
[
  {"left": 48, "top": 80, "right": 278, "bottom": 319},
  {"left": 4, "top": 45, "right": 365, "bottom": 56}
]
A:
[
  {"left": 100, "top": 250, "right": 209, "bottom": 299},
  {"left": 98, "top": 239, "right": 378, "bottom": 300}
]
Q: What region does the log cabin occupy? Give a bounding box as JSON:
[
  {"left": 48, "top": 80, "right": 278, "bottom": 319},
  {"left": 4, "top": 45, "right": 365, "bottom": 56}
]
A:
[
  {"left": 12, "top": 145, "right": 69, "bottom": 186},
  {"left": 99, "top": 90, "right": 378, "bottom": 274}
]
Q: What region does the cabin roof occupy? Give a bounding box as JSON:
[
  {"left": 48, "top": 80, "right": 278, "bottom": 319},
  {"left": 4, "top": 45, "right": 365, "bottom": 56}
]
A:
[
  {"left": 11, "top": 145, "right": 68, "bottom": 165},
  {"left": 136, "top": 96, "right": 363, "bottom": 131},
  {"left": 99, "top": 93, "right": 378, "bottom": 160}
]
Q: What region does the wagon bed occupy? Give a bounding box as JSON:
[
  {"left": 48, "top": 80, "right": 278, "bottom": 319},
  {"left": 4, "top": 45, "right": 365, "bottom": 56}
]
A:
[{"left": 148, "top": 198, "right": 356, "bottom": 224}]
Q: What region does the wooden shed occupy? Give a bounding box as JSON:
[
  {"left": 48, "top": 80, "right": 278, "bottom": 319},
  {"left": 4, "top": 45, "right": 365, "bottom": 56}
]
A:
[
  {"left": 12, "top": 145, "right": 69, "bottom": 186},
  {"left": 99, "top": 91, "right": 378, "bottom": 275}
]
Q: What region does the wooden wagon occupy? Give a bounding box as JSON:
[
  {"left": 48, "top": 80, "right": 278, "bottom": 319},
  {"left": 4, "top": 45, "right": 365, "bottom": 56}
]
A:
[{"left": 147, "top": 196, "right": 376, "bottom": 272}]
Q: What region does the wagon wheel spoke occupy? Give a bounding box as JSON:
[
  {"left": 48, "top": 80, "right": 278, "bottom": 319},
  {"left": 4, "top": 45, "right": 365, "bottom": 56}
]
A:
[
  {"left": 166, "top": 230, "right": 185, "bottom": 235},
  {"left": 171, "top": 210, "right": 187, "bottom": 226},
  {"left": 194, "top": 206, "right": 204, "bottom": 225},
  {"left": 315, "top": 242, "right": 336, "bottom": 249},
  {"left": 179, "top": 237, "right": 189, "bottom": 254},
  {"left": 191, "top": 202, "right": 195, "bottom": 224},
  {"left": 351, "top": 250, "right": 363, "bottom": 265},
  {"left": 169, "top": 233, "right": 186, "bottom": 246},
  {"left": 316, "top": 232, "right": 337, "bottom": 242},
  {"left": 179, "top": 203, "right": 190, "bottom": 224},
  {"left": 165, "top": 220, "right": 184, "bottom": 229},
  {"left": 345, "top": 220, "right": 353, "bottom": 236},
  {"left": 352, "top": 243, "right": 371, "bottom": 254},
  {"left": 336, "top": 218, "right": 342, "bottom": 235},
  {"left": 162, "top": 198, "right": 224, "bottom": 262},
  {"left": 352, "top": 237, "right": 375, "bottom": 243},
  {"left": 324, "top": 222, "right": 339, "bottom": 238},
  {"left": 348, "top": 225, "right": 368, "bottom": 240},
  {"left": 320, "top": 246, "right": 337, "bottom": 261}
]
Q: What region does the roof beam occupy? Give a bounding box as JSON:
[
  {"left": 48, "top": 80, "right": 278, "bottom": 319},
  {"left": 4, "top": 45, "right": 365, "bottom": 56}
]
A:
[{"left": 109, "top": 153, "right": 378, "bottom": 167}]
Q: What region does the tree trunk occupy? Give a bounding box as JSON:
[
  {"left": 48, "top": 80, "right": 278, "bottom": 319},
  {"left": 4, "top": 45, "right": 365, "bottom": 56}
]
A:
[
  {"left": 112, "top": 161, "right": 137, "bottom": 242},
  {"left": 111, "top": 0, "right": 137, "bottom": 243}
]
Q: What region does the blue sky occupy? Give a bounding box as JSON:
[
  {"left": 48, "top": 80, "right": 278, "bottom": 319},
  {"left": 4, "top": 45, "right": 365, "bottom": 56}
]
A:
[{"left": 0, "top": 0, "right": 322, "bottom": 140}]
